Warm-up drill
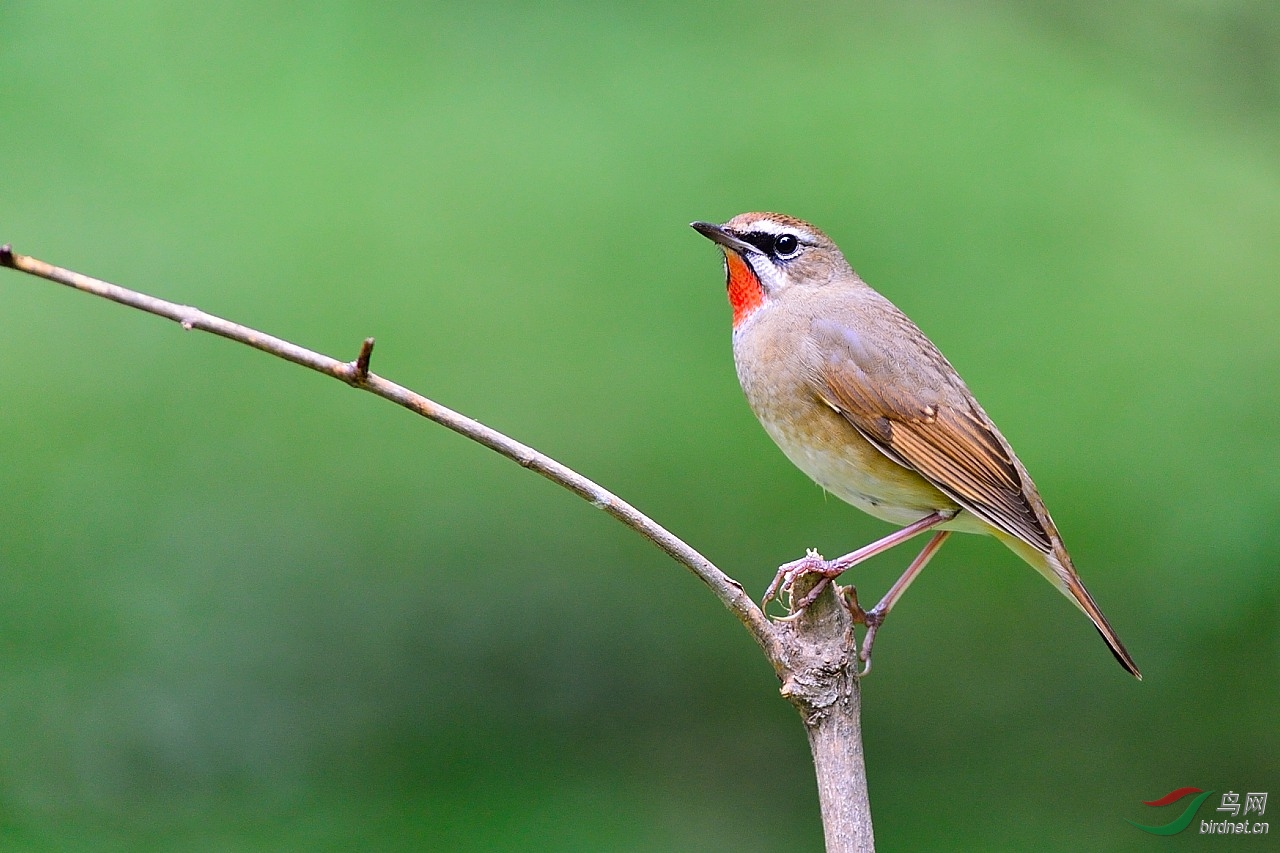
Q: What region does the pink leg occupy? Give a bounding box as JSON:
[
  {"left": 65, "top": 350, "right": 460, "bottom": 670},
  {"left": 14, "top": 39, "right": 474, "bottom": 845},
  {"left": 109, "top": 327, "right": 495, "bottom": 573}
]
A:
[
  {"left": 764, "top": 510, "right": 956, "bottom": 610},
  {"left": 858, "top": 530, "right": 952, "bottom": 675}
]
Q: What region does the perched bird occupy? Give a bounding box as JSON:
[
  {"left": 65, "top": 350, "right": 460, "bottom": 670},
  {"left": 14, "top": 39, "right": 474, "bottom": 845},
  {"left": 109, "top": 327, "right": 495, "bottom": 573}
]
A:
[{"left": 692, "top": 212, "right": 1140, "bottom": 678}]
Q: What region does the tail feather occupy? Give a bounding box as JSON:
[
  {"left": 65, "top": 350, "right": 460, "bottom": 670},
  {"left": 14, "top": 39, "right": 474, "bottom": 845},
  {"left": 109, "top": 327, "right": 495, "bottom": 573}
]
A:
[
  {"left": 1062, "top": 568, "right": 1142, "bottom": 680},
  {"left": 995, "top": 531, "right": 1142, "bottom": 680}
]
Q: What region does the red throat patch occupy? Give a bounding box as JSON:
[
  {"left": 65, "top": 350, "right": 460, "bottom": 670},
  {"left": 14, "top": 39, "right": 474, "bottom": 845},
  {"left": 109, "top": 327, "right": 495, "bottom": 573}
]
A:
[{"left": 724, "top": 251, "right": 764, "bottom": 327}]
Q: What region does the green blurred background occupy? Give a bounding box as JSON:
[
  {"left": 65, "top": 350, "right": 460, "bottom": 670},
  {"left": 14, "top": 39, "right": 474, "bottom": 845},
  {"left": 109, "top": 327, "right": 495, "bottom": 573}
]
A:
[{"left": 2, "top": 1, "right": 1277, "bottom": 850}]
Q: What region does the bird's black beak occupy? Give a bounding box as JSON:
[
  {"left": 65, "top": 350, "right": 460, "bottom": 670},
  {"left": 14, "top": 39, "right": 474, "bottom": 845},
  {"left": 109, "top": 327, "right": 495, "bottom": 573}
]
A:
[{"left": 690, "top": 221, "right": 761, "bottom": 256}]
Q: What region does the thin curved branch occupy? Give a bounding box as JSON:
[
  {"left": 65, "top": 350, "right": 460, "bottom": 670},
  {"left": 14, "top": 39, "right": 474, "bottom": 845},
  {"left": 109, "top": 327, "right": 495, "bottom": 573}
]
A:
[{"left": 0, "top": 244, "right": 779, "bottom": 659}]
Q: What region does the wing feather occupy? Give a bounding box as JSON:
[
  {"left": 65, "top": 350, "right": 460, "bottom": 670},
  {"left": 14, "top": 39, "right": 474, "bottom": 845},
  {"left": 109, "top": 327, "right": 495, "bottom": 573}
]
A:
[{"left": 813, "top": 316, "right": 1052, "bottom": 552}]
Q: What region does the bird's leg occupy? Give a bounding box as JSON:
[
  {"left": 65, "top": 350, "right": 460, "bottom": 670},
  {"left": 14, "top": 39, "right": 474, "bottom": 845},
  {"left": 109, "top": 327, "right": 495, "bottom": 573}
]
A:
[
  {"left": 764, "top": 510, "right": 955, "bottom": 612},
  {"left": 857, "top": 529, "right": 952, "bottom": 676}
]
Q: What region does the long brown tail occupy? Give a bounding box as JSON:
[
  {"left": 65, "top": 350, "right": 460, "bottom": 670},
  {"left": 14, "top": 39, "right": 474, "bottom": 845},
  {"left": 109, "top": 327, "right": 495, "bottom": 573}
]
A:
[
  {"left": 1059, "top": 566, "right": 1142, "bottom": 680},
  {"left": 996, "top": 532, "right": 1142, "bottom": 679}
]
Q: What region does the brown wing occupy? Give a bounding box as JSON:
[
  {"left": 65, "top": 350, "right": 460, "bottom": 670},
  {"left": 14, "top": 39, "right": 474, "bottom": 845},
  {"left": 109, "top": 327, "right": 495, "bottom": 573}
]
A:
[{"left": 810, "top": 315, "right": 1052, "bottom": 553}]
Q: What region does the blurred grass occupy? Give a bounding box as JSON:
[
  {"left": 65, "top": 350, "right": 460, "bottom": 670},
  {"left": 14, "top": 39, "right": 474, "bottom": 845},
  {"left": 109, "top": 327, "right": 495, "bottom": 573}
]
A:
[{"left": 1, "top": 1, "right": 1278, "bottom": 850}]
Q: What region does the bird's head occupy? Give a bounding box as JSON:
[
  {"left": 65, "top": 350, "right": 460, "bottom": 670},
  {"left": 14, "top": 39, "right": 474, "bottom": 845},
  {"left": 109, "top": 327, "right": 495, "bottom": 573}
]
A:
[{"left": 691, "top": 212, "right": 852, "bottom": 328}]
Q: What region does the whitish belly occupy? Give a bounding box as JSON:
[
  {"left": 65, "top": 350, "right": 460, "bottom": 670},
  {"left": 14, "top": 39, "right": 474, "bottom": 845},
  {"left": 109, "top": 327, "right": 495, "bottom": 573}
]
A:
[{"left": 756, "top": 407, "right": 984, "bottom": 535}]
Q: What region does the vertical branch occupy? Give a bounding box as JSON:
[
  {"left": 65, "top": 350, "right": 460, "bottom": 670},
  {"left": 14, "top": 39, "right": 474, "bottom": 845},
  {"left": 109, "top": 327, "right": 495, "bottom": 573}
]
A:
[
  {"left": 777, "top": 575, "right": 875, "bottom": 853},
  {"left": 805, "top": 675, "right": 874, "bottom": 853}
]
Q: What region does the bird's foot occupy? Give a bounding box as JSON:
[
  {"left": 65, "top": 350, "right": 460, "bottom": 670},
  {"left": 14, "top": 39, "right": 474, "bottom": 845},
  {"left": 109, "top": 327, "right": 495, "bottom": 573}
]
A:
[
  {"left": 766, "top": 566, "right": 885, "bottom": 677},
  {"left": 840, "top": 584, "right": 868, "bottom": 624},
  {"left": 762, "top": 548, "right": 844, "bottom": 615},
  {"left": 837, "top": 586, "right": 883, "bottom": 677}
]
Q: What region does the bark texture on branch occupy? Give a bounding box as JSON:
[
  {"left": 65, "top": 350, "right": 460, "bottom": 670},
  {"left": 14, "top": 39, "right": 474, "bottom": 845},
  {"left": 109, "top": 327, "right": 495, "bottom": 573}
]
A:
[
  {"left": 776, "top": 575, "right": 875, "bottom": 853},
  {"left": 2, "top": 244, "right": 875, "bottom": 852}
]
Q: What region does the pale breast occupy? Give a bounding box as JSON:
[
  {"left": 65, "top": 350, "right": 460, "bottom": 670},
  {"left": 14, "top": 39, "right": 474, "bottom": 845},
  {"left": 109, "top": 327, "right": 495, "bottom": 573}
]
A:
[{"left": 732, "top": 300, "right": 964, "bottom": 527}]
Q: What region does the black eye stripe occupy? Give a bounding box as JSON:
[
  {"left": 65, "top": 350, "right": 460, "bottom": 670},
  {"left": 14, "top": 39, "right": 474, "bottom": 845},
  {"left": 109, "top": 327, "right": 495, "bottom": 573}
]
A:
[
  {"left": 740, "top": 231, "right": 777, "bottom": 254},
  {"left": 738, "top": 230, "right": 802, "bottom": 258}
]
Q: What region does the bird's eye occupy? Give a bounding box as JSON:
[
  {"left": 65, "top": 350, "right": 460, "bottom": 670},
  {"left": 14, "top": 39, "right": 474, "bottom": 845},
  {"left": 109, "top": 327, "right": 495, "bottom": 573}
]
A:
[{"left": 774, "top": 234, "right": 800, "bottom": 258}]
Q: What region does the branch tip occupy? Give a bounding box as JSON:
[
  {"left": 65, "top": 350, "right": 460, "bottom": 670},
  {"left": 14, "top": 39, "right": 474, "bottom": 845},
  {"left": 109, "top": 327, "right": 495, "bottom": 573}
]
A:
[{"left": 0, "top": 245, "right": 13, "bottom": 267}]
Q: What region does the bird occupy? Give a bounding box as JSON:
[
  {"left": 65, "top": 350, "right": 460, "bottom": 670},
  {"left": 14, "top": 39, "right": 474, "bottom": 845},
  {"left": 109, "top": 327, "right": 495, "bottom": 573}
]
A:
[{"left": 691, "top": 212, "right": 1140, "bottom": 679}]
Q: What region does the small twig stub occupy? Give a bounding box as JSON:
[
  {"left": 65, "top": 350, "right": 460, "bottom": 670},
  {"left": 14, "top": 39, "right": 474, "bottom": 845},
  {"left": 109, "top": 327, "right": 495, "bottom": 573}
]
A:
[{"left": 356, "top": 338, "right": 375, "bottom": 380}]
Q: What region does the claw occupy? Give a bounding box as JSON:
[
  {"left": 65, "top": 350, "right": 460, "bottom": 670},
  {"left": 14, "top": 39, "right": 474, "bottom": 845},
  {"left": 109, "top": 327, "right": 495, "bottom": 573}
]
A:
[
  {"left": 762, "top": 548, "right": 826, "bottom": 613},
  {"left": 770, "top": 607, "right": 808, "bottom": 624},
  {"left": 840, "top": 585, "right": 868, "bottom": 625}
]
